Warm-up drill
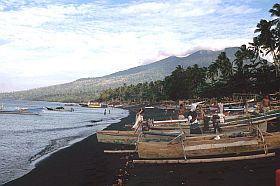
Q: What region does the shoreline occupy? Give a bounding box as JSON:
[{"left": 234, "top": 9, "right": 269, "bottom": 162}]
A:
[
  {"left": 4, "top": 108, "right": 134, "bottom": 186},
  {"left": 5, "top": 107, "right": 280, "bottom": 186}
]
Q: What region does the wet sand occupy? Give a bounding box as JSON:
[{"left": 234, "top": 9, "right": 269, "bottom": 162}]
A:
[{"left": 5, "top": 107, "right": 280, "bottom": 186}]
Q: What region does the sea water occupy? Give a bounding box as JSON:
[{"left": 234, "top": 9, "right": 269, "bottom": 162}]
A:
[{"left": 0, "top": 100, "right": 128, "bottom": 185}]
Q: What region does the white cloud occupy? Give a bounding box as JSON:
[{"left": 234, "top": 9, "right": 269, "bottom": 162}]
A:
[
  {"left": 0, "top": 0, "right": 272, "bottom": 92},
  {"left": 219, "top": 5, "right": 260, "bottom": 15}
]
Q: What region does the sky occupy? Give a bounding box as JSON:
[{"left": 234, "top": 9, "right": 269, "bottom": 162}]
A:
[{"left": 0, "top": 0, "right": 276, "bottom": 92}]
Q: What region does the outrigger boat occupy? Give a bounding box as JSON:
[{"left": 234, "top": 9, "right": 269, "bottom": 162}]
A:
[
  {"left": 97, "top": 118, "right": 189, "bottom": 144},
  {"left": 148, "top": 110, "right": 279, "bottom": 131},
  {"left": 97, "top": 119, "right": 271, "bottom": 145},
  {"left": 97, "top": 110, "right": 280, "bottom": 145},
  {"left": 97, "top": 130, "right": 190, "bottom": 145},
  {"left": 136, "top": 131, "right": 280, "bottom": 159}
]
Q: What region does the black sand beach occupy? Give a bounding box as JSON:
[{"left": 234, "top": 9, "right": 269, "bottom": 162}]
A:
[{"left": 4, "top": 107, "right": 280, "bottom": 186}]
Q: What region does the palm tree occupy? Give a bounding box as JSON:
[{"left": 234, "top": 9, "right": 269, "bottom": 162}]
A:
[
  {"left": 207, "top": 63, "right": 219, "bottom": 82},
  {"left": 254, "top": 19, "right": 274, "bottom": 54},
  {"left": 254, "top": 3, "right": 280, "bottom": 76},
  {"left": 219, "top": 52, "right": 232, "bottom": 80},
  {"left": 269, "top": 3, "right": 280, "bottom": 26}
]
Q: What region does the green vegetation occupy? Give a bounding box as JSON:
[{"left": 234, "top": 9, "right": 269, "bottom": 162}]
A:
[
  {"left": 0, "top": 48, "right": 236, "bottom": 102},
  {"left": 97, "top": 3, "right": 280, "bottom": 102}
]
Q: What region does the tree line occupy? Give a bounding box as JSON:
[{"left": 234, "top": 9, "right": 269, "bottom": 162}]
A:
[{"left": 97, "top": 3, "right": 280, "bottom": 103}]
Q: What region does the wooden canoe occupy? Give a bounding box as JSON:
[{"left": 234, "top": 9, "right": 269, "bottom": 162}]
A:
[
  {"left": 97, "top": 120, "right": 268, "bottom": 145},
  {"left": 137, "top": 131, "right": 280, "bottom": 159},
  {"left": 148, "top": 110, "right": 279, "bottom": 130},
  {"left": 96, "top": 130, "right": 185, "bottom": 144},
  {"left": 223, "top": 110, "right": 280, "bottom": 125}
]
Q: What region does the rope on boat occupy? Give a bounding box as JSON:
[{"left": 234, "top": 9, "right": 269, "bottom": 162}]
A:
[
  {"left": 178, "top": 121, "right": 188, "bottom": 160},
  {"left": 248, "top": 113, "right": 268, "bottom": 155},
  {"left": 135, "top": 132, "right": 143, "bottom": 152},
  {"left": 181, "top": 137, "right": 187, "bottom": 160},
  {"left": 259, "top": 112, "right": 268, "bottom": 154},
  {"left": 257, "top": 126, "right": 268, "bottom": 154},
  {"left": 168, "top": 132, "right": 184, "bottom": 144}
]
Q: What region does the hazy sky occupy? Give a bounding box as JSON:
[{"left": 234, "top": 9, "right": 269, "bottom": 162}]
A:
[{"left": 0, "top": 0, "right": 276, "bottom": 92}]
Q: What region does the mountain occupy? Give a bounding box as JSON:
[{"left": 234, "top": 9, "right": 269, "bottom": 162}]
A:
[{"left": 0, "top": 47, "right": 239, "bottom": 102}]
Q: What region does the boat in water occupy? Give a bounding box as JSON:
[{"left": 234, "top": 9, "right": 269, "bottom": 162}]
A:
[
  {"left": 87, "top": 101, "right": 107, "bottom": 108},
  {"left": 0, "top": 107, "right": 43, "bottom": 115},
  {"left": 45, "top": 106, "right": 74, "bottom": 112}
]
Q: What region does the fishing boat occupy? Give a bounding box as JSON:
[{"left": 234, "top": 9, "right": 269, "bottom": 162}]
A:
[
  {"left": 137, "top": 131, "right": 280, "bottom": 159},
  {"left": 221, "top": 109, "right": 280, "bottom": 126},
  {"left": 96, "top": 130, "right": 179, "bottom": 145},
  {"left": 97, "top": 110, "right": 280, "bottom": 145},
  {"left": 148, "top": 110, "right": 279, "bottom": 132},
  {"left": 0, "top": 107, "right": 43, "bottom": 115},
  {"left": 45, "top": 106, "right": 74, "bottom": 112},
  {"left": 96, "top": 130, "right": 189, "bottom": 145},
  {"left": 96, "top": 118, "right": 267, "bottom": 145},
  {"left": 87, "top": 101, "right": 107, "bottom": 108},
  {"left": 97, "top": 118, "right": 192, "bottom": 144}
]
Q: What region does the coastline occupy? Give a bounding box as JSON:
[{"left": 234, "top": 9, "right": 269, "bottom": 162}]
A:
[
  {"left": 4, "top": 108, "right": 135, "bottom": 186},
  {"left": 4, "top": 107, "right": 279, "bottom": 186}
]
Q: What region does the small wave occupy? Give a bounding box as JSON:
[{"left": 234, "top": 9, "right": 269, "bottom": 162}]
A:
[
  {"left": 29, "top": 135, "right": 81, "bottom": 163},
  {"left": 15, "top": 124, "right": 105, "bottom": 134},
  {"left": 87, "top": 117, "right": 120, "bottom": 123},
  {"left": 89, "top": 119, "right": 103, "bottom": 123}
]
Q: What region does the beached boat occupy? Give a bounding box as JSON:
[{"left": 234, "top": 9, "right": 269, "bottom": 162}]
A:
[
  {"left": 96, "top": 130, "right": 189, "bottom": 144},
  {"left": 148, "top": 110, "right": 279, "bottom": 131},
  {"left": 97, "top": 117, "right": 268, "bottom": 145},
  {"left": 222, "top": 109, "right": 280, "bottom": 126},
  {"left": 97, "top": 110, "right": 280, "bottom": 145},
  {"left": 137, "top": 131, "right": 280, "bottom": 159}
]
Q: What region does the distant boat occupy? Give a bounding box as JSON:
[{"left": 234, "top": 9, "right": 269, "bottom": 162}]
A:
[
  {"left": 87, "top": 101, "right": 107, "bottom": 108},
  {"left": 46, "top": 107, "right": 74, "bottom": 112},
  {"left": 0, "top": 107, "right": 43, "bottom": 115},
  {"left": 79, "top": 103, "right": 88, "bottom": 107}
]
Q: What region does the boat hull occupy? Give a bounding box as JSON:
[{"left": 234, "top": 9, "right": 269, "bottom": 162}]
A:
[
  {"left": 137, "top": 132, "right": 280, "bottom": 159},
  {"left": 96, "top": 130, "right": 178, "bottom": 145}
]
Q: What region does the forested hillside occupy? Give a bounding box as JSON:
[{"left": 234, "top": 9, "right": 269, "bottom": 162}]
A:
[{"left": 0, "top": 47, "right": 238, "bottom": 102}]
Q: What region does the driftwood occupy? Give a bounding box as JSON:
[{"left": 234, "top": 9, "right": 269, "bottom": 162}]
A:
[{"left": 133, "top": 152, "right": 275, "bottom": 164}]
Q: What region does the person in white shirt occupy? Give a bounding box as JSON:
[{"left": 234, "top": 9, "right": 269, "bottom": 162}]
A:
[
  {"left": 187, "top": 103, "right": 202, "bottom": 134},
  {"left": 132, "top": 108, "right": 144, "bottom": 132}
]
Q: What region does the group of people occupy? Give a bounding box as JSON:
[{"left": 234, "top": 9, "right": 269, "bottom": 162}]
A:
[
  {"left": 131, "top": 95, "right": 272, "bottom": 134},
  {"left": 104, "top": 109, "right": 111, "bottom": 115}
]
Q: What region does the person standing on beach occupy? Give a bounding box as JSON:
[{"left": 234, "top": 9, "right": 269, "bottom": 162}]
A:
[
  {"left": 178, "top": 104, "right": 186, "bottom": 120},
  {"left": 132, "top": 108, "right": 144, "bottom": 132},
  {"left": 261, "top": 95, "right": 271, "bottom": 113},
  {"left": 187, "top": 103, "right": 202, "bottom": 134}
]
